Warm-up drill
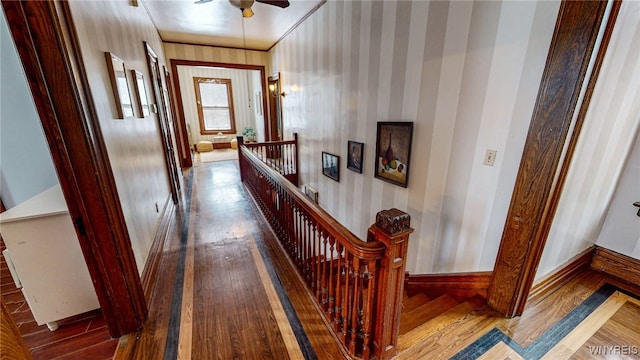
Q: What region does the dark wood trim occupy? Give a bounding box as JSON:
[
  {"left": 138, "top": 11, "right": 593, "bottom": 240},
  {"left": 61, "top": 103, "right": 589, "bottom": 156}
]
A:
[
  {"left": 591, "top": 246, "right": 640, "bottom": 288},
  {"left": 144, "top": 41, "right": 181, "bottom": 204},
  {"left": 1, "top": 298, "right": 33, "bottom": 359},
  {"left": 527, "top": 247, "right": 595, "bottom": 307},
  {"left": 404, "top": 272, "right": 492, "bottom": 303},
  {"left": 163, "top": 66, "right": 187, "bottom": 168},
  {"left": 267, "top": 73, "right": 282, "bottom": 141},
  {"left": 1, "top": 0, "right": 146, "bottom": 337},
  {"left": 140, "top": 199, "right": 176, "bottom": 301},
  {"left": 487, "top": 1, "right": 613, "bottom": 317},
  {"left": 170, "top": 59, "right": 268, "bottom": 167}
]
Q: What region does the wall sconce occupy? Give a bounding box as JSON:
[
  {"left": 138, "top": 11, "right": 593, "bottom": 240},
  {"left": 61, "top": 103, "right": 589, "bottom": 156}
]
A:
[{"left": 269, "top": 83, "right": 286, "bottom": 97}]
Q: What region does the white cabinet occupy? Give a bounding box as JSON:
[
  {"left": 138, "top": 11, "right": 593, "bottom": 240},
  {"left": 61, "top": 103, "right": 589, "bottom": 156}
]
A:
[{"left": 0, "top": 184, "right": 99, "bottom": 330}]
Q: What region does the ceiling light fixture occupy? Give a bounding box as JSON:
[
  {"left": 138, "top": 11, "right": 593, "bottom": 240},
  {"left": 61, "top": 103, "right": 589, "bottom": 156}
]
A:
[{"left": 230, "top": 0, "right": 255, "bottom": 18}]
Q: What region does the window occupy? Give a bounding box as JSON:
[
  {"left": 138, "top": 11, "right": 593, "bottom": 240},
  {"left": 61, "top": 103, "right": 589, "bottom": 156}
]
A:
[{"left": 194, "top": 77, "right": 236, "bottom": 135}]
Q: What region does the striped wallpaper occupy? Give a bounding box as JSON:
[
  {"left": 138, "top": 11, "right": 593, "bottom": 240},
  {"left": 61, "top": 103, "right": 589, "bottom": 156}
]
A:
[
  {"left": 62, "top": 0, "right": 638, "bottom": 280},
  {"left": 540, "top": 0, "right": 640, "bottom": 278},
  {"left": 269, "top": 0, "right": 562, "bottom": 275},
  {"left": 68, "top": 0, "right": 173, "bottom": 274}
]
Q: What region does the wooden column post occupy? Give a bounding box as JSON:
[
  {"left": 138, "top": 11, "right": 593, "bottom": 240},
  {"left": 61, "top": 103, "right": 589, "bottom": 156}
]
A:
[
  {"left": 237, "top": 136, "right": 245, "bottom": 182},
  {"left": 293, "top": 133, "right": 299, "bottom": 186},
  {"left": 370, "top": 209, "right": 413, "bottom": 360}
]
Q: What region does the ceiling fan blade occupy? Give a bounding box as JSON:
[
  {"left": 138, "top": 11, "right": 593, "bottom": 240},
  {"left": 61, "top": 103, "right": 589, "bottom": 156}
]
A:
[
  {"left": 255, "top": 0, "right": 290, "bottom": 8},
  {"left": 194, "top": 0, "right": 212, "bottom": 4}
]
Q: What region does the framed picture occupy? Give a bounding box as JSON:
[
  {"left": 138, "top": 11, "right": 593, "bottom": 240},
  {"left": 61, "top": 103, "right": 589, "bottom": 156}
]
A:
[
  {"left": 104, "top": 52, "right": 134, "bottom": 118},
  {"left": 347, "top": 141, "right": 364, "bottom": 173},
  {"left": 131, "top": 70, "right": 150, "bottom": 117},
  {"left": 375, "top": 122, "right": 413, "bottom": 187},
  {"left": 322, "top": 152, "right": 339, "bottom": 181}
]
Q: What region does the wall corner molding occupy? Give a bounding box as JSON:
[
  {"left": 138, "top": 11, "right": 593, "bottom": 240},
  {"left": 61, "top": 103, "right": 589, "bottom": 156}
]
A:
[{"left": 591, "top": 246, "right": 640, "bottom": 287}]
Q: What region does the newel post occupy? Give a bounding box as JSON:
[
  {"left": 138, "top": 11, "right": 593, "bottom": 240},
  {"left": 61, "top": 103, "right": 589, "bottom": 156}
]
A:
[
  {"left": 371, "top": 208, "right": 413, "bottom": 360},
  {"left": 293, "top": 133, "right": 299, "bottom": 186},
  {"left": 236, "top": 136, "right": 245, "bottom": 182}
]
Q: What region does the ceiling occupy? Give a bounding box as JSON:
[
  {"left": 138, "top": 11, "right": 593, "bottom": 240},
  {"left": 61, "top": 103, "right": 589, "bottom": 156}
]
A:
[{"left": 141, "top": 0, "right": 324, "bottom": 51}]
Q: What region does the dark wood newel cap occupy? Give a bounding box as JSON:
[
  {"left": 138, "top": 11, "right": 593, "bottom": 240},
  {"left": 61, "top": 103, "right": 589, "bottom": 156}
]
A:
[{"left": 375, "top": 208, "right": 411, "bottom": 235}]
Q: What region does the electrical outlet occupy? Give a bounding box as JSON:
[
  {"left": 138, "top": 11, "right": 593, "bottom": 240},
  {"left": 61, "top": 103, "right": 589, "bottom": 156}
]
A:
[{"left": 484, "top": 149, "right": 497, "bottom": 166}]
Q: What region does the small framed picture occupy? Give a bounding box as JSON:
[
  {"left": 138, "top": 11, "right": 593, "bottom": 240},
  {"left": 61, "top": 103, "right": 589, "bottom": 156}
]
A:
[
  {"left": 375, "top": 122, "right": 413, "bottom": 187},
  {"left": 347, "top": 141, "right": 364, "bottom": 173},
  {"left": 104, "top": 52, "right": 134, "bottom": 119},
  {"left": 131, "top": 70, "right": 150, "bottom": 117},
  {"left": 322, "top": 152, "right": 339, "bottom": 181}
]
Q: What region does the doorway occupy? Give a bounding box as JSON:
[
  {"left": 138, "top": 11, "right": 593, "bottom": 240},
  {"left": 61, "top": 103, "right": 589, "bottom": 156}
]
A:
[
  {"left": 170, "top": 60, "right": 268, "bottom": 168},
  {"left": 144, "top": 42, "right": 181, "bottom": 204},
  {"left": 267, "top": 73, "right": 283, "bottom": 142}
]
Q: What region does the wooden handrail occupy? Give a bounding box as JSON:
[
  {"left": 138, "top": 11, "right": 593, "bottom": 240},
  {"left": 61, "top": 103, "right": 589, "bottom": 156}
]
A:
[
  {"left": 238, "top": 134, "right": 299, "bottom": 186},
  {"left": 238, "top": 142, "right": 412, "bottom": 360},
  {"left": 241, "top": 145, "right": 386, "bottom": 259}
]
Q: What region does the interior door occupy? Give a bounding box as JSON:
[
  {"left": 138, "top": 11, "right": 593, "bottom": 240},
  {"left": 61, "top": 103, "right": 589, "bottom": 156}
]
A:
[
  {"left": 144, "top": 42, "right": 181, "bottom": 204},
  {"left": 163, "top": 66, "right": 190, "bottom": 168},
  {"left": 267, "top": 74, "right": 283, "bottom": 142}
]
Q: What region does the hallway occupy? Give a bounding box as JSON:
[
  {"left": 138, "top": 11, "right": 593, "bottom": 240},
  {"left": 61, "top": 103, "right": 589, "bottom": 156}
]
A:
[{"left": 114, "top": 159, "right": 343, "bottom": 359}]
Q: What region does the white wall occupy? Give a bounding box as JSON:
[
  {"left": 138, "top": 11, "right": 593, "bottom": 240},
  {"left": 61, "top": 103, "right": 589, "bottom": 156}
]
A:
[
  {"left": 596, "top": 132, "right": 640, "bottom": 258},
  {"left": 68, "top": 0, "right": 173, "bottom": 274},
  {"left": 175, "top": 66, "right": 265, "bottom": 145},
  {"left": 269, "top": 0, "right": 561, "bottom": 274},
  {"left": 0, "top": 12, "right": 58, "bottom": 208},
  {"left": 537, "top": 1, "right": 640, "bottom": 280}
]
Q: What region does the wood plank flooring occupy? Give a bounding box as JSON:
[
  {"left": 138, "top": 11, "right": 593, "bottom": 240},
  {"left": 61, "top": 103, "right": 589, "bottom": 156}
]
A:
[
  {"left": 396, "top": 270, "right": 640, "bottom": 360},
  {"left": 0, "top": 239, "right": 116, "bottom": 360},
  {"left": 4, "top": 158, "right": 639, "bottom": 359},
  {"left": 115, "top": 159, "right": 344, "bottom": 359}
]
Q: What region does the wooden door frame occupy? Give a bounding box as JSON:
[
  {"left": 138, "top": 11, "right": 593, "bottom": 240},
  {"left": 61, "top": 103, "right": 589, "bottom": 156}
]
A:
[
  {"left": 144, "top": 42, "right": 181, "bottom": 204},
  {"left": 1, "top": 1, "right": 146, "bottom": 336},
  {"left": 487, "top": 0, "right": 621, "bottom": 317},
  {"left": 267, "top": 73, "right": 283, "bottom": 142},
  {"left": 169, "top": 59, "right": 268, "bottom": 164}
]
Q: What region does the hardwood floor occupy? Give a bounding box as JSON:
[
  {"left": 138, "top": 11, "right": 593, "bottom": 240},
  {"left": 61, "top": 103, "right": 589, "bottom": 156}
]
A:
[
  {"left": 396, "top": 270, "right": 640, "bottom": 360},
  {"left": 115, "top": 159, "right": 344, "bottom": 359},
  {"left": 0, "top": 239, "right": 116, "bottom": 360},
  {"left": 3, "top": 159, "right": 639, "bottom": 359}
]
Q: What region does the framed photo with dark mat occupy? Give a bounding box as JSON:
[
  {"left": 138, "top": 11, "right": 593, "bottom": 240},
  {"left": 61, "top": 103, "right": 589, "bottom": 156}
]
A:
[
  {"left": 347, "top": 141, "right": 364, "bottom": 173},
  {"left": 322, "top": 152, "right": 339, "bottom": 181}
]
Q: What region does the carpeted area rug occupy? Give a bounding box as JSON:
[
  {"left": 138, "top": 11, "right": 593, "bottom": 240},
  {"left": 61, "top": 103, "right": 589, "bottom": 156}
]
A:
[{"left": 195, "top": 149, "right": 238, "bottom": 163}]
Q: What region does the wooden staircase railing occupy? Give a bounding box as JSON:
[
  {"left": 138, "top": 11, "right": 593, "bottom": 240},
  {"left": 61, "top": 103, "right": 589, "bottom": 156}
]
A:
[
  {"left": 237, "top": 142, "right": 413, "bottom": 360},
  {"left": 237, "top": 134, "right": 299, "bottom": 186}
]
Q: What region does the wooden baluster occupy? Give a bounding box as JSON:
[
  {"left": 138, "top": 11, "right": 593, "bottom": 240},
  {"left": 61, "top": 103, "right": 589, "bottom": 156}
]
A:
[
  {"left": 316, "top": 229, "right": 324, "bottom": 302},
  {"left": 349, "top": 256, "right": 360, "bottom": 355},
  {"left": 333, "top": 242, "right": 342, "bottom": 331},
  {"left": 300, "top": 213, "right": 307, "bottom": 272},
  {"left": 341, "top": 252, "right": 351, "bottom": 346},
  {"left": 310, "top": 223, "right": 317, "bottom": 296},
  {"left": 307, "top": 219, "right": 313, "bottom": 284},
  {"left": 361, "top": 260, "right": 377, "bottom": 360},
  {"left": 327, "top": 237, "right": 335, "bottom": 316}
]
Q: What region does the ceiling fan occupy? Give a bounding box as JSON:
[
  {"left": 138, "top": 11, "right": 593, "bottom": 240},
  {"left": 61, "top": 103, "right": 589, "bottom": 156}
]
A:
[{"left": 194, "top": 0, "right": 290, "bottom": 18}]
